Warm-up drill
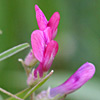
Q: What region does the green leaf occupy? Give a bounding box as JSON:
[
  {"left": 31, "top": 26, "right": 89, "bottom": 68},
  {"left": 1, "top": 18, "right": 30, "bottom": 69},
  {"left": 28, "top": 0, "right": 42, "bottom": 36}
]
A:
[
  {"left": 0, "top": 43, "right": 30, "bottom": 61},
  {"left": 0, "top": 95, "right": 3, "bottom": 100},
  {"left": 7, "top": 70, "right": 54, "bottom": 100},
  {"left": 0, "top": 30, "right": 2, "bottom": 35}
]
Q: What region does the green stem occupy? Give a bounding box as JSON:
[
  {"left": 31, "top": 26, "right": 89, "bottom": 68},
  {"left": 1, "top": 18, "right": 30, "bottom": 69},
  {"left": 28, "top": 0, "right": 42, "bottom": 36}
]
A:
[
  {"left": 18, "top": 58, "right": 30, "bottom": 76},
  {"left": 0, "top": 88, "right": 23, "bottom": 100}
]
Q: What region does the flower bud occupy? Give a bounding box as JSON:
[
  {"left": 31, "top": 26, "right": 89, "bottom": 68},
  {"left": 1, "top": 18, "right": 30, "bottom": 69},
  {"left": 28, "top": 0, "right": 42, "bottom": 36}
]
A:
[{"left": 24, "top": 50, "right": 38, "bottom": 67}]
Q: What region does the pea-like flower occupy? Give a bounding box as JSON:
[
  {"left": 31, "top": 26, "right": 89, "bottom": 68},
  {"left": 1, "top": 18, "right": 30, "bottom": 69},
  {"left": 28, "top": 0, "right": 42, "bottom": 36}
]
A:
[
  {"left": 36, "top": 62, "right": 95, "bottom": 100},
  {"left": 24, "top": 5, "right": 60, "bottom": 68},
  {"left": 27, "top": 5, "right": 60, "bottom": 86},
  {"left": 32, "top": 5, "right": 60, "bottom": 62}
]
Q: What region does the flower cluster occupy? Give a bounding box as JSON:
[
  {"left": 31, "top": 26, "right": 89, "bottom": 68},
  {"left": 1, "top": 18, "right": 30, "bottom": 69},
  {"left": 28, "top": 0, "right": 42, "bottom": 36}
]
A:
[
  {"left": 24, "top": 4, "right": 95, "bottom": 100},
  {"left": 26, "top": 5, "right": 60, "bottom": 86}
]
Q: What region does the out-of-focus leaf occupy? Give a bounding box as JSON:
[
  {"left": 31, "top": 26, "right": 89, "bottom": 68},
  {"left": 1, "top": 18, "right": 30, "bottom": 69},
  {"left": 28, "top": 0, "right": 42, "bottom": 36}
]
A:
[
  {"left": 7, "top": 70, "right": 54, "bottom": 100},
  {"left": 0, "top": 30, "right": 2, "bottom": 35},
  {"left": 0, "top": 43, "right": 30, "bottom": 61},
  {"left": 0, "top": 95, "right": 3, "bottom": 100}
]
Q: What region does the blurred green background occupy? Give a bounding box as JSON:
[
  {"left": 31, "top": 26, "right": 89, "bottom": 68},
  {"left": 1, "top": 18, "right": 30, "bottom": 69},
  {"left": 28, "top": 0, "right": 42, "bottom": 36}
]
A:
[{"left": 0, "top": 0, "right": 100, "bottom": 100}]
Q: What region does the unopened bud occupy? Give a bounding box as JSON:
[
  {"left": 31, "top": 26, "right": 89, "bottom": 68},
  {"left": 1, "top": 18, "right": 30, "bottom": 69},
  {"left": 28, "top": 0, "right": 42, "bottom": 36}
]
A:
[{"left": 24, "top": 50, "right": 38, "bottom": 67}]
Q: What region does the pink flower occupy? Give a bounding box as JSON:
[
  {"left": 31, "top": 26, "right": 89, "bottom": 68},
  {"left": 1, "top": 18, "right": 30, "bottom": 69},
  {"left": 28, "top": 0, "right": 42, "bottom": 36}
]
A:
[
  {"left": 50, "top": 62, "right": 95, "bottom": 97},
  {"left": 30, "top": 4, "right": 60, "bottom": 74},
  {"left": 35, "top": 5, "right": 60, "bottom": 39},
  {"left": 27, "top": 5, "right": 60, "bottom": 86},
  {"left": 25, "top": 5, "right": 60, "bottom": 68},
  {"left": 31, "top": 5, "right": 60, "bottom": 62}
]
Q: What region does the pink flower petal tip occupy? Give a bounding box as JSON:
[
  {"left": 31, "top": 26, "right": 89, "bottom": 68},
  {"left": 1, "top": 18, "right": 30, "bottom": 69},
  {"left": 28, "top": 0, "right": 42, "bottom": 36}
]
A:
[
  {"left": 35, "top": 4, "right": 48, "bottom": 31},
  {"left": 47, "top": 12, "right": 60, "bottom": 39},
  {"left": 35, "top": 5, "right": 60, "bottom": 40}
]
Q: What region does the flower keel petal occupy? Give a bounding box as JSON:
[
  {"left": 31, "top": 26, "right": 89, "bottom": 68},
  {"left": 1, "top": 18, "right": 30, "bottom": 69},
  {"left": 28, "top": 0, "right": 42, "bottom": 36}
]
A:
[{"left": 42, "top": 40, "right": 59, "bottom": 72}]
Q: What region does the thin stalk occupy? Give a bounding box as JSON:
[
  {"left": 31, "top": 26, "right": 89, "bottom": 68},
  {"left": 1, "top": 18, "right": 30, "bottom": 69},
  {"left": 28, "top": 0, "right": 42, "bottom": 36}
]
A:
[
  {"left": 0, "top": 88, "right": 23, "bottom": 100},
  {"left": 31, "top": 94, "right": 33, "bottom": 100},
  {"left": 18, "top": 58, "right": 30, "bottom": 76},
  {"left": 18, "top": 58, "right": 33, "bottom": 100},
  {"left": 60, "top": 95, "right": 67, "bottom": 100}
]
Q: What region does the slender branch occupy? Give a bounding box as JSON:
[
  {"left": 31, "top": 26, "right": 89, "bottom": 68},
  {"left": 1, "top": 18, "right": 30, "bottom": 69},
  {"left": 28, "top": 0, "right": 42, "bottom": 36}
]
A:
[
  {"left": 0, "top": 88, "right": 23, "bottom": 100},
  {"left": 31, "top": 93, "right": 34, "bottom": 100},
  {"left": 18, "top": 59, "right": 33, "bottom": 100}
]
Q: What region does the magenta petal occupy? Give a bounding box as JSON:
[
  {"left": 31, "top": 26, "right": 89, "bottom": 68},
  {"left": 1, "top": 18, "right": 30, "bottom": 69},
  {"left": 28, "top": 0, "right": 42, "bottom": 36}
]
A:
[
  {"left": 42, "top": 40, "right": 59, "bottom": 72},
  {"left": 44, "top": 27, "right": 52, "bottom": 44},
  {"left": 50, "top": 62, "right": 95, "bottom": 97},
  {"left": 31, "top": 30, "right": 45, "bottom": 62},
  {"left": 47, "top": 12, "right": 60, "bottom": 39},
  {"left": 35, "top": 5, "right": 48, "bottom": 31}
]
